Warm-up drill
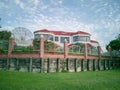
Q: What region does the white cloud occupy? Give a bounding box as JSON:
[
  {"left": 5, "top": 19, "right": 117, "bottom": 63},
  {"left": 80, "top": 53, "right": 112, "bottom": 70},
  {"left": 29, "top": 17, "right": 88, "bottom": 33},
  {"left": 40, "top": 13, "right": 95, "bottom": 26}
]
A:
[
  {"left": 34, "top": 0, "right": 39, "bottom": 7},
  {"left": 58, "top": 0, "right": 63, "bottom": 4},
  {"left": 0, "top": 2, "right": 8, "bottom": 9},
  {"left": 14, "top": 0, "right": 39, "bottom": 14},
  {"left": 14, "top": 0, "right": 25, "bottom": 9},
  {"left": 0, "top": 26, "right": 14, "bottom": 31},
  {"left": 1, "top": 0, "right": 120, "bottom": 52}
]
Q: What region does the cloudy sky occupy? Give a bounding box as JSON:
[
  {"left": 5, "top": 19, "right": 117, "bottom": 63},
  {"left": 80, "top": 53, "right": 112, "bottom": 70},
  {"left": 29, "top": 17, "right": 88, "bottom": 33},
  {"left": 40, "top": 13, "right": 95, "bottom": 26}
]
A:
[{"left": 0, "top": 0, "right": 120, "bottom": 52}]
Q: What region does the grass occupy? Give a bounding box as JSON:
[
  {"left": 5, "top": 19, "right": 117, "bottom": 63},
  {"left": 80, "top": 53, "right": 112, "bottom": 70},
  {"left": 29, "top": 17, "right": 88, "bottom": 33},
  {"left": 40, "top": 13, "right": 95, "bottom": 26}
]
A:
[{"left": 0, "top": 69, "right": 120, "bottom": 90}]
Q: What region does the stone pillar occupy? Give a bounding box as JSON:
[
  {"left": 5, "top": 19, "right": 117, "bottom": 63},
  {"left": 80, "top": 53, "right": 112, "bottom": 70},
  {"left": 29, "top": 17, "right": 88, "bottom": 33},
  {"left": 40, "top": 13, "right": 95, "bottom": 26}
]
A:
[
  {"left": 108, "top": 46, "right": 112, "bottom": 60},
  {"left": 87, "top": 59, "right": 89, "bottom": 71},
  {"left": 103, "top": 60, "right": 105, "bottom": 70},
  {"left": 66, "top": 58, "right": 69, "bottom": 71},
  {"left": 47, "top": 58, "right": 50, "bottom": 73},
  {"left": 107, "top": 60, "right": 110, "bottom": 70},
  {"left": 74, "top": 58, "right": 77, "bottom": 72},
  {"left": 97, "top": 46, "right": 101, "bottom": 59},
  {"left": 40, "top": 35, "right": 44, "bottom": 58},
  {"left": 93, "top": 59, "right": 95, "bottom": 71},
  {"left": 64, "top": 39, "right": 68, "bottom": 58},
  {"left": 29, "top": 58, "right": 32, "bottom": 72},
  {"left": 40, "top": 58, "right": 43, "bottom": 73},
  {"left": 7, "top": 58, "right": 10, "bottom": 70},
  {"left": 8, "top": 36, "right": 15, "bottom": 57},
  {"left": 16, "top": 58, "right": 19, "bottom": 71},
  {"left": 84, "top": 43, "right": 88, "bottom": 60},
  {"left": 98, "top": 59, "right": 100, "bottom": 70},
  {"left": 56, "top": 58, "right": 59, "bottom": 72},
  {"left": 81, "top": 59, "right": 84, "bottom": 71}
]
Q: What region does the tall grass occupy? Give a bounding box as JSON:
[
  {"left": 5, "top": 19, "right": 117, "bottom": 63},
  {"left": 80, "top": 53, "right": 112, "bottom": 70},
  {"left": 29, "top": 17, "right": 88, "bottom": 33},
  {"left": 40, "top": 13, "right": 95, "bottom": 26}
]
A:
[{"left": 0, "top": 70, "right": 120, "bottom": 90}]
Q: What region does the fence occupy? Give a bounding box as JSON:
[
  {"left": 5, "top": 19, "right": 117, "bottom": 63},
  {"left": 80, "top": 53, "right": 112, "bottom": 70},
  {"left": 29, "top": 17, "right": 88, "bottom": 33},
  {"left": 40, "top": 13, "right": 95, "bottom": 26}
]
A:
[
  {"left": 0, "top": 58, "right": 120, "bottom": 73},
  {"left": 0, "top": 36, "right": 120, "bottom": 73}
]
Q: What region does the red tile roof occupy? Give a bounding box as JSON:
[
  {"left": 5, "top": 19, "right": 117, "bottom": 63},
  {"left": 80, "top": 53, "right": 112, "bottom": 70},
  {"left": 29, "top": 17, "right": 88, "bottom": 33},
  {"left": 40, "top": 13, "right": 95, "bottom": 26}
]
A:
[
  {"left": 87, "top": 43, "right": 92, "bottom": 47},
  {"left": 34, "top": 29, "right": 91, "bottom": 36},
  {"left": 90, "top": 40, "right": 98, "bottom": 43},
  {"left": 68, "top": 43, "right": 75, "bottom": 47}
]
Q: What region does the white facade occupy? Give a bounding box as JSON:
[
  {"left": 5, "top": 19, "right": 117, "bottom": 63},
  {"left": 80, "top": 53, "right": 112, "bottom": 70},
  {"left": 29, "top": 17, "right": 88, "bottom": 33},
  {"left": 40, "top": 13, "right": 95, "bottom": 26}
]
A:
[{"left": 34, "top": 29, "right": 99, "bottom": 47}]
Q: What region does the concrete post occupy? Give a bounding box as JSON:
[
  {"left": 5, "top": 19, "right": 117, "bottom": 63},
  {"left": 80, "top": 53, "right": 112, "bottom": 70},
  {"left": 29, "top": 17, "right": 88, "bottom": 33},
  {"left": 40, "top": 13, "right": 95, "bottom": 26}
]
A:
[
  {"left": 29, "top": 58, "right": 32, "bottom": 72},
  {"left": 74, "top": 58, "right": 77, "bottom": 72},
  {"left": 16, "top": 58, "right": 19, "bottom": 71},
  {"left": 97, "top": 46, "right": 101, "bottom": 59},
  {"left": 40, "top": 58, "right": 43, "bottom": 73},
  {"left": 103, "top": 60, "right": 106, "bottom": 70},
  {"left": 56, "top": 58, "right": 59, "bottom": 72},
  {"left": 98, "top": 59, "right": 100, "bottom": 70},
  {"left": 7, "top": 58, "right": 10, "bottom": 70},
  {"left": 93, "top": 59, "right": 95, "bottom": 71},
  {"left": 8, "top": 36, "right": 15, "bottom": 57},
  {"left": 107, "top": 60, "right": 109, "bottom": 70},
  {"left": 87, "top": 59, "right": 89, "bottom": 71},
  {"left": 47, "top": 58, "right": 50, "bottom": 73},
  {"left": 64, "top": 39, "right": 68, "bottom": 58},
  {"left": 81, "top": 59, "right": 84, "bottom": 71},
  {"left": 66, "top": 58, "right": 69, "bottom": 71},
  {"left": 108, "top": 46, "right": 112, "bottom": 60},
  {"left": 84, "top": 43, "right": 88, "bottom": 60},
  {"left": 40, "top": 35, "right": 44, "bottom": 58}
]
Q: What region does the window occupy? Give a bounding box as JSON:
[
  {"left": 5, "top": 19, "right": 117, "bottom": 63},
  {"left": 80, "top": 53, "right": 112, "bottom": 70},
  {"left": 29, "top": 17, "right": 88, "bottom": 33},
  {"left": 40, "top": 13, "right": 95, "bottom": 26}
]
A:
[
  {"left": 79, "top": 36, "right": 90, "bottom": 42},
  {"left": 60, "top": 37, "right": 69, "bottom": 43},
  {"left": 86, "top": 36, "right": 90, "bottom": 41},
  {"left": 55, "top": 36, "right": 59, "bottom": 41},
  {"left": 79, "top": 36, "right": 86, "bottom": 41},
  {"left": 44, "top": 34, "right": 53, "bottom": 41},
  {"left": 37, "top": 34, "right": 53, "bottom": 41},
  {"left": 35, "top": 34, "right": 40, "bottom": 39},
  {"left": 73, "top": 36, "right": 79, "bottom": 42}
]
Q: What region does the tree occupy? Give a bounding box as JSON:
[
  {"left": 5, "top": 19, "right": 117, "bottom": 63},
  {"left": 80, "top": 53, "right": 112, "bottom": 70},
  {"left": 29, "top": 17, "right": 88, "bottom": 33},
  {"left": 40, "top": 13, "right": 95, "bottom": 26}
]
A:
[
  {"left": 106, "top": 34, "right": 120, "bottom": 51},
  {"left": 0, "top": 30, "right": 11, "bottom": 53},
  {"left": 106, "top": 34, "right": 120, "bottom": 57},
  {"left": 108, "top": 39, "right": 120, "bottom": 51},
  {"left": 0, "top": 30, "right": 11, "bottom": 40},
  {"left": 116, "top": 34, "right": 120, "bottom": 40},
  {"left": 33, "top": 39, "right": 55, "bottom": 52}
]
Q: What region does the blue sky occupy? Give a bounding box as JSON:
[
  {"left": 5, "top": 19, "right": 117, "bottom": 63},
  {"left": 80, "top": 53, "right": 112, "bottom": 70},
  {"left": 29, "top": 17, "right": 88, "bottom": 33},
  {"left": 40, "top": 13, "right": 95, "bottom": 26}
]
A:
[{"left": 0, "top": 0, "right": 120, "bottom": 52}]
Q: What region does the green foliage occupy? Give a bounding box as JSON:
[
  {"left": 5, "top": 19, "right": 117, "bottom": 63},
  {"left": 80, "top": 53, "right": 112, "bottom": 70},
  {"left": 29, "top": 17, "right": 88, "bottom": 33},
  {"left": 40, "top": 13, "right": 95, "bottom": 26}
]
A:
[
  {"left": 0, "top": 31, "right": 11, "bottom": 53},
  {"left": 69, "top": 43, "right": 98, "bottom": 55},
  {"left": 0, "top": 49, "right": 7, "bottom": 53},
  {"left": 44, "top": 40, "right": 54, "bottom": 52},
  {"left": 115, "top": 34, "right": 120, "bottom": 40},
  {"left": 0, "top": 70, "right": 120, "bottom": 90},
  {"left": 0, "top": 30, "right": 11, "bottom": 40},
  {"left": 69, "top": 43, "right": 84, "bottom": 53},
  {"left": 109, "top": 39, "right": 120, "bottom": 51},
  {"left": 106, "top": 34, "right": 120, "bottom": 57},
  {"left": 33, "top": 39, "right": 40, "bottom": 50},
  {"left": 33, "top": 39, "right": 55, "bottom": 52},
  {"left": 13, "top": 46, "right": 33, "bottom": 53},
  {"left": 75, "top": 43, "right": 84, "bottom": 47},
  {"left": 106, "top": 34, "right": 120, "bottom": 51}
]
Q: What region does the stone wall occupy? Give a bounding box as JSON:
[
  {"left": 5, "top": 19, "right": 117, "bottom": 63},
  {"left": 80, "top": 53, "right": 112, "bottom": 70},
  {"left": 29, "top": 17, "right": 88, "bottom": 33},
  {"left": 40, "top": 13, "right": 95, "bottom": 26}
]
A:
[{"left": 0, "top": 58, "right": 120, "bottom": 73}]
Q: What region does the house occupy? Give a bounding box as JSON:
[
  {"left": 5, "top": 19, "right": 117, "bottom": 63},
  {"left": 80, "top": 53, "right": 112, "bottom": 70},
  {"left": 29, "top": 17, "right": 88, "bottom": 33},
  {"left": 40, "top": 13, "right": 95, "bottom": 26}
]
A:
[{"left": 34, "top": 29, "right": 99, "bottom": 48}]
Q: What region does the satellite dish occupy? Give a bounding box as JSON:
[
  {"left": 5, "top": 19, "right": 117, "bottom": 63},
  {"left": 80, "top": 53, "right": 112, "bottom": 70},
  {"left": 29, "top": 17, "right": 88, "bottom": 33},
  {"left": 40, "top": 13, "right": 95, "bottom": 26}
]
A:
[{"left": 12, "top": 27, "right": 33, "bottom": 46}]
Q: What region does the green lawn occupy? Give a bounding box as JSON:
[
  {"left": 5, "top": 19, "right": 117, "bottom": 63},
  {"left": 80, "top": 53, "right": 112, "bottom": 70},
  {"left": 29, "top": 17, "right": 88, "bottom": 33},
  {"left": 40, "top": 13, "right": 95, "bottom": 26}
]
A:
[{"left": 0, "top": 70, "right": 120, "bottom": 90}]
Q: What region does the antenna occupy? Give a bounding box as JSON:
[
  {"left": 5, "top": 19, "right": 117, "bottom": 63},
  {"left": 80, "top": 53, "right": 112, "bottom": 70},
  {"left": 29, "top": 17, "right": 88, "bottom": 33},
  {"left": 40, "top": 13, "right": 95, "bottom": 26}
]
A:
[{"left": 12, "top": 27, "right": 33, "bottom": 46}]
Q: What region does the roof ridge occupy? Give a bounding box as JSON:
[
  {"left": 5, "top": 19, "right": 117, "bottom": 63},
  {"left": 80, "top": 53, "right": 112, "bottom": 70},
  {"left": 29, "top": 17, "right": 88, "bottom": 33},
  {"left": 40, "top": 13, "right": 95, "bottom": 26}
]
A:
[{"left": 34, "top": 29, "right": 91, "bottom": 36}]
